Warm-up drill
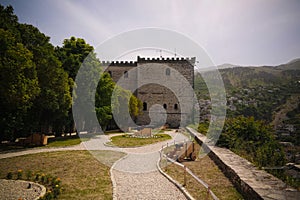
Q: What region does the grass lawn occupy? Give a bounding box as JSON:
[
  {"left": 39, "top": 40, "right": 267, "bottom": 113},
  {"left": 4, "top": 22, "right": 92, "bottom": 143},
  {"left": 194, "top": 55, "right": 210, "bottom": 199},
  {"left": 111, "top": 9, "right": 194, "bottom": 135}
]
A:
[
  {"left": 109, "top": 134, "right": 171, "bottom": 147},
  {"left": 46, "top": 136, "right": 89, "bottom": 148},
  {"left": 160, "top": 143, "right": 243, "bottom": 200},
  {"left": 0, "top": 150, "right": 126, "bottom": 200},
  {"left": 0, "top": 136, "right": 89, "bottom": 152},
  {"left": 0, "top": 144, "right": 25, "bottom": 152}
]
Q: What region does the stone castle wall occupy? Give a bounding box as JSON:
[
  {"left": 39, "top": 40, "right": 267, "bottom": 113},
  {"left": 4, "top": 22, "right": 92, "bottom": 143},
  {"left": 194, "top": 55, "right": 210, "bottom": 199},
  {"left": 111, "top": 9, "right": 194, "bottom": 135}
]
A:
[{"left": 104, "top": 56, "right": 195, "bottom": 128}]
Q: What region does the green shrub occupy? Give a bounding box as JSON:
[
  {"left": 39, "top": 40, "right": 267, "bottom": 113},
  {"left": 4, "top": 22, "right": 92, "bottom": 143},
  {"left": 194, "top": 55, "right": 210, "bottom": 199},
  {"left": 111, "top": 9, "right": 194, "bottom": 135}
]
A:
[
  {"left": 17, "top": 169, "right": 23, "bottom": 179},
  {"left": 6, "top": 172, "right": 13, "bottom": 179},
  {"left": 26, "top": 170, "right": 33, "bottom": 181}
]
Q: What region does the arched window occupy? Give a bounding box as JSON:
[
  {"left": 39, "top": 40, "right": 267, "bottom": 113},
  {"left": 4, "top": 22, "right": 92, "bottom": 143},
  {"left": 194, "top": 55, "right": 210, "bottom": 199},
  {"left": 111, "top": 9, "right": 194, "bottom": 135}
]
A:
[
  {"left": 165, "top": 68, "right": 170, "bottom": 76},
  {"left": 143, "top": 102, "right": 147, "bottom": 111},
  {"left": 163, "top": 103, "right": 167, "bottom": 109},
  {"left": 174, "top": 104, "right": 178, "bottom": 110},
  {"left": 124, "top": 71, "right": 128, "bottom": 78},
  {"left": 108, "top": 71, "right": 112, "bottom": 77}
]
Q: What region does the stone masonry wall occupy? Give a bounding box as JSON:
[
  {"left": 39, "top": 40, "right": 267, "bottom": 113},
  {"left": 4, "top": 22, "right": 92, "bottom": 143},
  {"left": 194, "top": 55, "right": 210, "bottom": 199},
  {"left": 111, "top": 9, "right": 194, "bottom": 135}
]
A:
[
  {"left": 186, "top": 127, "right": 300, "bottom": 200},
  {"left": 104, "top": 57, "right": 195, "bottom": 128}
]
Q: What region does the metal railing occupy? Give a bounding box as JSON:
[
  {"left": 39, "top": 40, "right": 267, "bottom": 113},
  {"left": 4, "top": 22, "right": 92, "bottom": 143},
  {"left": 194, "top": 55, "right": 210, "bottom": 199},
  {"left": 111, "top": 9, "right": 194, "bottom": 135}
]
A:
[{"left": 159, "top": 141, "right": 219, "bottom": 200}]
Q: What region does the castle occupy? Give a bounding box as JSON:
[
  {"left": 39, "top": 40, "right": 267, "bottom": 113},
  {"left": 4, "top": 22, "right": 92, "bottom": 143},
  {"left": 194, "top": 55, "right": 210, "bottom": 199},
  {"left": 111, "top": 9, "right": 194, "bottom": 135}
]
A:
[{"left": 103, "top": 56, "right": 196, "bottom": 128}]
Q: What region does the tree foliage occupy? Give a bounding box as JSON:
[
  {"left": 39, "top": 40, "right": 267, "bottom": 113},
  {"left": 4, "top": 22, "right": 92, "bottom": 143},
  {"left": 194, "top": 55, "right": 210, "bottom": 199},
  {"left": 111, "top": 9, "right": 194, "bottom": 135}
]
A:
[
  {"left": 0, "top": 28, "right": 40, "bottom": 140},
  {"left": 0, "top": 5, "right": 71, "bottom": 139},
  {"left": 0, "top": 4, "right": 143, "bottom": 140},
  {"left": 55, "top": 36, "right": 94, "bottom": 80},
  {"left": 95, "top": 72, "right": 142, "bottom": 131},
  {"left": 217, "top": 116, "right": 285, "bottom": 167},
  {"left": 18, "top": 24, "right": 72, "bottom": 134}
]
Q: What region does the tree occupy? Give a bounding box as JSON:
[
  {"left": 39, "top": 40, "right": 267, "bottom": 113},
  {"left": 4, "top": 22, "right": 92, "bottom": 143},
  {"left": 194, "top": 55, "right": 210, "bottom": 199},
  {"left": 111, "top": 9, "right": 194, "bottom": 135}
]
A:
[
  {"left": 0, "top": 5, "right": 72, "bottom": 138},
  {"left": 55, "top": 37, "right": 97, "bottom": 134},
  {"left": 0, "top": 5, "right": 19, "bottom": 39},
  {"left": 217, "top": 116, "right": 285, "bottom": 167},
  {"left": 95, "top": 72, "right": 115, "bottom": 130},
  {"left": 18, "top": 24, "right": 72, "bottom": 135},
  {"left": 0, "top": 28, "right": 40, "bottom": 141},
  {"left": 57, "top": 37, "right": 142, "bottom": 133},
  {"left": 95, "top": 72, "right": 142, "bottom": 131},
  {"left": 55, "top": 37, "right": 94, "bottom": 80},
  {"left": 129, "top": 95, "right": 142, "bottom": 119}
]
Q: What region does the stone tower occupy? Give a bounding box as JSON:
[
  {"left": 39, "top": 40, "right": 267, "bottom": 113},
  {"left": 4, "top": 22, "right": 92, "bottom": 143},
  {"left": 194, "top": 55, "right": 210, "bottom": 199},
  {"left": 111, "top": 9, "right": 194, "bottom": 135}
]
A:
[{"left": 104, "top": 56, "right": 195, "bottom": 128}]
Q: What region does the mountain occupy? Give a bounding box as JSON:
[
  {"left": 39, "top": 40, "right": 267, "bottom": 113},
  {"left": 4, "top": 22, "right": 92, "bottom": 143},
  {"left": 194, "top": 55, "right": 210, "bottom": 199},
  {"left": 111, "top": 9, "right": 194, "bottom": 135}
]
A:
[
  {"left": 217, "top": 63, "right": 238, "bottom": 69},
  {"left": 194, "top": 58, "right": 300, "bottom": 121},
  {"left": 196, "top": 58, "right": 300, "bottom": 73},
  {"left": 205, "top": 59, "right": 300, "bottom": 89},
  {"left": 276, "top": 58, "right": 300, "bottom": 70}
]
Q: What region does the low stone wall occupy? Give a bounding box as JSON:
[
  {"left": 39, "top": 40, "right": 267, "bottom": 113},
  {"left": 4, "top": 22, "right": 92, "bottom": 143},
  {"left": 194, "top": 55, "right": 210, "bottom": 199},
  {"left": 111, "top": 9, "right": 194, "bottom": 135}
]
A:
[
  {"left": 0, "top": 179, "right": 46, "bottom": 200},
  {"left": 186, "top": 127, "right": 300, "bottom": 200}
]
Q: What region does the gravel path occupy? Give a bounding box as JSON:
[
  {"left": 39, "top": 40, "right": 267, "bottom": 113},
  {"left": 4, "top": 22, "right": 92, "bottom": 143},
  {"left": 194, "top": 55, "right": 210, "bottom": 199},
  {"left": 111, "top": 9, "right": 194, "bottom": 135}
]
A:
[
  {"left": 112, "top": 170, "right": 187, "bottom": 200},
  {"left": 111, "top": 131, "right": 189, "bottom": 199}
]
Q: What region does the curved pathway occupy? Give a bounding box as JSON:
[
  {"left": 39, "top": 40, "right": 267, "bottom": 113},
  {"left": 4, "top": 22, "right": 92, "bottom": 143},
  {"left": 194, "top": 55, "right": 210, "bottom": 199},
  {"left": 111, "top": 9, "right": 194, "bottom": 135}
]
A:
[
  {"left": 0, "top": 130, "right": 189, "bottom": 199},
  {"left": 111, "top": 131, "right": 188, "bottom": 199}
]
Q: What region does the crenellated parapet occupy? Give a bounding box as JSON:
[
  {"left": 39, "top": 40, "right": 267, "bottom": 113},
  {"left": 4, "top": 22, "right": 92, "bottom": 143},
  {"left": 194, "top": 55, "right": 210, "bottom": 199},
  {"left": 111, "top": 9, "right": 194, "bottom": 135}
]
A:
[
  {"left": 101, "top": 60, "right": 137, "bottom": 66},
  {"left": 137, "top": 56, "right": 196, "bottom": 65},
  {"left": 101, "top": 56, "right": 196, "bottom": 67}
]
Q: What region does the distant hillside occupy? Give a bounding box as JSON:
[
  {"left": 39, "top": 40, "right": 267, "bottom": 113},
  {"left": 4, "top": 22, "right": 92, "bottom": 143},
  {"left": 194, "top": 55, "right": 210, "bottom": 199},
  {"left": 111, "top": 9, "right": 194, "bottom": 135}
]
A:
[
  {"left": 195, "top": 59, "right": 300, "bottom": 168},
  {"left": 197, "top": 59, "right": 300, "bottom": 90},
  {"left": 195, "top": 59, "right": 300, "bottom": 122}
]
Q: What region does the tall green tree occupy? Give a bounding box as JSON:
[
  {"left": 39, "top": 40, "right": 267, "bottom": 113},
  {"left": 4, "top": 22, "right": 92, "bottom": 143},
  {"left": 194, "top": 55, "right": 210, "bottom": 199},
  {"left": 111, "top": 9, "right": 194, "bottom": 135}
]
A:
[
  {"left": 0, "top": 5, "right": 72, "bottom": 138},
  {"left": 55, "top": 37, "right": 97, "bottom": 134},
  {"left": 17, "top": 24, "right": 72, "bottom": 135},
  {"left": 56, "top": 37, "right": 142, "bottom": 132},
  {"left": 0, "top": 28, "right": 40, "bottom": 141}
]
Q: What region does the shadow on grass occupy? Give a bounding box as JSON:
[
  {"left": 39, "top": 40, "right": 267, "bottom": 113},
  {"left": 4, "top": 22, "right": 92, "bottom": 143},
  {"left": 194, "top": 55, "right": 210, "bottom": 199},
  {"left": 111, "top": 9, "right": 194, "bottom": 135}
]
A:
[{"left": 0, "top": 134, "right": 90, "bottom": 153}]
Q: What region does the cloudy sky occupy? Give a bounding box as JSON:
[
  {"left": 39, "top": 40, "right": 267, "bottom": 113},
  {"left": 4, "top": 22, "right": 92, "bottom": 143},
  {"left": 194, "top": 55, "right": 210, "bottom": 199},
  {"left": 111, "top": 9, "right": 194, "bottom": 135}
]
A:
[{"left": 1, "top": 0, "right": 300, "bottom": 66}]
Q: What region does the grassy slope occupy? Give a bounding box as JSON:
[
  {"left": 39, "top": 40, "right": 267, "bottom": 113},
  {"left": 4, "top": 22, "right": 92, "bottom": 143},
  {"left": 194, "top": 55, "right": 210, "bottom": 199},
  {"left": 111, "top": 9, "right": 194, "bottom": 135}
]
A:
[
  {"left": 0, "top": 150, "right": 126, "bottom": 200},
  {"left": 161, "top": 142, "right": 243, "bottom": 200}
]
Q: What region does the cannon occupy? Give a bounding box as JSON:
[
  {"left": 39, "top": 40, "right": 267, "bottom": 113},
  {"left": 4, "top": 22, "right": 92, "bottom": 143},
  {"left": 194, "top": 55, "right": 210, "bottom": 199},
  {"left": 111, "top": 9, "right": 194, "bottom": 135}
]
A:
[{"left": 167, "top": 141, "right": 197, "bottom": 162}]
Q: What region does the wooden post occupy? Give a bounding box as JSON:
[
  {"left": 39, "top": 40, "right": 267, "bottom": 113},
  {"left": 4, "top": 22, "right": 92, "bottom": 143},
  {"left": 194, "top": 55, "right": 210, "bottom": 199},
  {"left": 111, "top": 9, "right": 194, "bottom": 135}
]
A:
[
  {"left": 160, "top": 150, "right": 162, "bottom": 160},
  {"left": 185, "top": 141, "right": 188, "bottom": 158},
  {"left": 183, "top": 165, "right": 187, "bottom": 186},
  {"left": 206, "top": 186, "right": 210, "bottom": 200},
  {"left": 166, "top": 157, "right": 168, "bottom": 171}
]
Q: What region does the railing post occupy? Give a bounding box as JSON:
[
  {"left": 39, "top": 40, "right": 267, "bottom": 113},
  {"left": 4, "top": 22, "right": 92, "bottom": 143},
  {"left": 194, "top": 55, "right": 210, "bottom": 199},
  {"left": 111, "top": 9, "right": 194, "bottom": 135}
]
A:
[
  {"left": 160, "top": 150, "right": 162, "bottom": 160},
  {"left": 206, "top": 186, "right": 210, "bottom": 200},
  {"left": 183, "top": 165, "right": 187, "bottom": 186}
]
